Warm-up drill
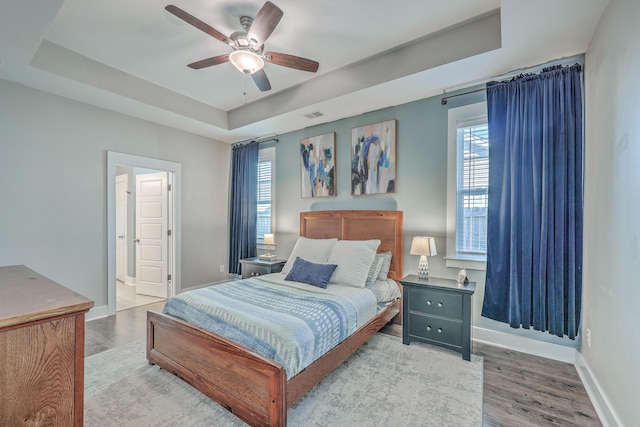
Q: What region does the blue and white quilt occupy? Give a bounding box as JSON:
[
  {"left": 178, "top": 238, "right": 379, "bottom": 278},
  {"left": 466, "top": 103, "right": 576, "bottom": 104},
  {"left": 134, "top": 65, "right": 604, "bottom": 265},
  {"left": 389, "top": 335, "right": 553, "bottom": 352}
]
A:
[{"left": 163, "top": 275, "right": 375, "bottom": 379}]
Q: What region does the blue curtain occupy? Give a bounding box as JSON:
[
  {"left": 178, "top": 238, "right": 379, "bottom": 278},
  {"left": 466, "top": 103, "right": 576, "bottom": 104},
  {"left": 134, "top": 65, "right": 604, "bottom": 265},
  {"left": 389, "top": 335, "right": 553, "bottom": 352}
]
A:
[
  {"left": 482, "top": 64, "right": 583, "bottom": 339},
  {"left": 229, "top": 141, "right": 260, "bottom": 275}
]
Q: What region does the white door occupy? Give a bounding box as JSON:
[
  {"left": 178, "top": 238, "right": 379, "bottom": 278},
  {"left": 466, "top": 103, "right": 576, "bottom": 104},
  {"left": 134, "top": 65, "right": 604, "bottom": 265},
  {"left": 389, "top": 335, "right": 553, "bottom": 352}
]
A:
[
  {"left": 115, "top": 174, "right": 128, "bottom": 282},
  {"left": 135, "top": 172, "right": 168, "bottom": 298}
]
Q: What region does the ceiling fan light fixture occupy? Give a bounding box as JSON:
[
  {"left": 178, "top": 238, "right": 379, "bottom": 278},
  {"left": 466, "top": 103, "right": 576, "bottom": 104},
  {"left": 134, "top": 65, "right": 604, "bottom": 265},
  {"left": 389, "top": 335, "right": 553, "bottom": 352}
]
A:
[{"left": 229, "top": 50, "right": 264, "bottom": 74}]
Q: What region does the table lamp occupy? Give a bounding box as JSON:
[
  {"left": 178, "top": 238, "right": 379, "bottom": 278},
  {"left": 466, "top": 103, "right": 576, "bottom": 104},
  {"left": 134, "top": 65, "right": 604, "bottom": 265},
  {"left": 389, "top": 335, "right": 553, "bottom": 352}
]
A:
[
  {"left": 410, "top": 236, "right": 437, "bottom": 279},
  {"left": 259, "top": 233, "right": 277, "bottom": 261}
]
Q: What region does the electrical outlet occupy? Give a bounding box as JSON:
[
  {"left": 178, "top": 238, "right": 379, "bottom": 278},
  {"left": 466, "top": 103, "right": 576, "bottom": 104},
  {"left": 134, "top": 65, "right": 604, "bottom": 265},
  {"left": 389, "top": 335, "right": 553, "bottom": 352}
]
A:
[
  {"left": 586, "top": 328, "right": 591, "bottom": 348},
  {"left": 220, "top": 264, "right": 225, "bottom": 273}
]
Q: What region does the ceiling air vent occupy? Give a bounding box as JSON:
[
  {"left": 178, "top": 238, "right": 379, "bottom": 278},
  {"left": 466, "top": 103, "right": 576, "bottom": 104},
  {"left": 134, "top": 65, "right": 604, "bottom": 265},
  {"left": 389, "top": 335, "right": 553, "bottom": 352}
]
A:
[{"left": 303, "top": 111, "right": 325, "bottom": 119}]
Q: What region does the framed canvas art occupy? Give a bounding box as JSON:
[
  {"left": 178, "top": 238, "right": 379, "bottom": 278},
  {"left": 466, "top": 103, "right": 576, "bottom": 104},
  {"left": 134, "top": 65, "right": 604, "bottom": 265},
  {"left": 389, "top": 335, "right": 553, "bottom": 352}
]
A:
[
  {"left": 300, "top": 132, "right": 336, "bottom": 198},
  {"left": 351, "top": 119, "right": 396, "bottom": 195}
]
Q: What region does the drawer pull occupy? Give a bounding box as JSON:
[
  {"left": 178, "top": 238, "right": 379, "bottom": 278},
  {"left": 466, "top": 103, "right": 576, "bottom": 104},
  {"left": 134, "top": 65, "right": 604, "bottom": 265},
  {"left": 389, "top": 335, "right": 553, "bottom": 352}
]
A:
[
  {"left": 426, "top": 300, "right": 432, "bottom": 306},
  {"left": 426, "top": 326, "right": 431, "bottom": 331},
  {"left": 438, "top": 302, "right": 443, "bottom": 307},
  {"left": 438, "top": 328, "right": 443, "bottom": 333}
]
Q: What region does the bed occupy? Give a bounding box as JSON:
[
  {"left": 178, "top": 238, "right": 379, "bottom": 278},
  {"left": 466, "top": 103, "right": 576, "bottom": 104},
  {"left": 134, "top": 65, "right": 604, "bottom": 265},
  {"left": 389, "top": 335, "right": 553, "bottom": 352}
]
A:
[{"left": 146, "top": 210, "right": 403, "bottom": 426}]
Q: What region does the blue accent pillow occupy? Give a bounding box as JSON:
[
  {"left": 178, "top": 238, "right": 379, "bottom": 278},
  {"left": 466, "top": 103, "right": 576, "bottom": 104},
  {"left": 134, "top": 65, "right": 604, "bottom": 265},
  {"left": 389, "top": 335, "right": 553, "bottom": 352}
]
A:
[{"left": 284, "top": 257, "right": 337, "bottom": 289}]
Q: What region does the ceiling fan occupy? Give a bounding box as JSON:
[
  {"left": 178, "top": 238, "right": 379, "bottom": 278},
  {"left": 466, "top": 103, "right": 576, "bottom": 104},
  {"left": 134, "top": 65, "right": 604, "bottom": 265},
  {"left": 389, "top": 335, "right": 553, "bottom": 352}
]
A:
[{"left": 165, "top": 1, "right": 319, "bottom": 92}]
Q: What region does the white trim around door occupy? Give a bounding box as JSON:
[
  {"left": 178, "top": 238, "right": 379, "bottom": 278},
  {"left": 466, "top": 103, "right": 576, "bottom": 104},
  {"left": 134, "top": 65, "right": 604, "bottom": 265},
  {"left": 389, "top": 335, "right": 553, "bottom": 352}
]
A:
[{"left": 107, "top": 151, "right": 181, "bottom": 316}]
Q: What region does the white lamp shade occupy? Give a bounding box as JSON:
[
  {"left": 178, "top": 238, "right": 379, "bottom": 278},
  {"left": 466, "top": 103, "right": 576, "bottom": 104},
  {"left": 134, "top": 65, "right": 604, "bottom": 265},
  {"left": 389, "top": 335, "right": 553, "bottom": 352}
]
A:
[
  {"left": 410, "top": 236, "right": 437, "bottom": 257},
  {"left": 263, "top": 233, "right": 275, "bottom": 245},
  {"left": 229, "top": 50, "right": 264, "bottom": 74}
]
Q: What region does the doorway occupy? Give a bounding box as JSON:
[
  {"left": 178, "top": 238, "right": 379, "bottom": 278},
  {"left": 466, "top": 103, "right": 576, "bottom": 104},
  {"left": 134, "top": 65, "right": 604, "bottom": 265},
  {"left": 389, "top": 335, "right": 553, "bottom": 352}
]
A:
[
  {"left": 107, "top": 152, "right": 181, "bottom": 316},
  {"left": 115, "top": 167, "right": 170, "bottom": 311}
]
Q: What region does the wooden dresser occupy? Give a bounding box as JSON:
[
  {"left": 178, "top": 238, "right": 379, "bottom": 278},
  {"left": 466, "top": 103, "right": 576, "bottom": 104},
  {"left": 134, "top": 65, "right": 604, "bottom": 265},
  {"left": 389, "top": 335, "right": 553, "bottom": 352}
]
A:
[{"left": 0, "top": 265, "right": 94, "bottom": 427}]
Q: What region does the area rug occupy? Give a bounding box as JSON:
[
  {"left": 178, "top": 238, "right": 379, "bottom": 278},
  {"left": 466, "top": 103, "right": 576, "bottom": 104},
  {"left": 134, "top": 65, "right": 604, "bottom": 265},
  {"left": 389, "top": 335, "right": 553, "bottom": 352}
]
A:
[{"left": 85, "top": 333, "right": 483, "bottom": 426}]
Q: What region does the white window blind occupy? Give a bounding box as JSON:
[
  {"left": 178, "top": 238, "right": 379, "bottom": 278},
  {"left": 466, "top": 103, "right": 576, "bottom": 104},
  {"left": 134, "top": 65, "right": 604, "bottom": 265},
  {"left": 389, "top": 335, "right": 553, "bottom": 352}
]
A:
[
  {"left": 256, "top": 151, "right": 273, "bottom": 243},
  {"left": 456, "top": 121, "right": 489, "bottom": 257}
]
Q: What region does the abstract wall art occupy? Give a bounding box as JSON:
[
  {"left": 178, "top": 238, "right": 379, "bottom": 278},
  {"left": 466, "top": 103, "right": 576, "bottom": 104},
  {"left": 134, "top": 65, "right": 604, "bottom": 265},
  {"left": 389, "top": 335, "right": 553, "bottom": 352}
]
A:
[
  {"left": 350, "top": 119, "right": 396, "bottom": 195},
  {"left": 300, "top": 132, "right": 336, "bottom": 198}
]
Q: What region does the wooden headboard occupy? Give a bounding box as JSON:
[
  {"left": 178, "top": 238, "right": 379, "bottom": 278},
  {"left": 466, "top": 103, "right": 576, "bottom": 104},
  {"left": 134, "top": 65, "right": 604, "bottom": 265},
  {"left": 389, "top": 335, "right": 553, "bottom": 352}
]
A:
[{"left": 300, "top": 210, "right": 403, "bottom": 281}]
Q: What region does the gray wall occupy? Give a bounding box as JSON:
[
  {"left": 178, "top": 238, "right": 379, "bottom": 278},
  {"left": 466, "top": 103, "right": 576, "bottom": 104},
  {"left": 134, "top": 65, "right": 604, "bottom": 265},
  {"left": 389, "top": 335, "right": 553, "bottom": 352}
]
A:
[
  {"left": 0, "top": 79, "right": 231, "bottom": 308},
  {"left": 272, "top": 87, "right": 576, "bottom": 351},
  {"left": 583, "top": 0, "right": 640, "bottom": 424}
]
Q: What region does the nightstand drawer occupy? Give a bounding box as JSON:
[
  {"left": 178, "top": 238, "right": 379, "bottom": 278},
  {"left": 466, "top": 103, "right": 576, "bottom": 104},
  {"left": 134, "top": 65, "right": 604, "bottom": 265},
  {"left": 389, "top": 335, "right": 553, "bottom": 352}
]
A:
[
  {"left": 408, "top": 287, "right": 462, "bottom": 319},
  {"left": 408, "top": 313, "right": 462, "bottom": 347}
]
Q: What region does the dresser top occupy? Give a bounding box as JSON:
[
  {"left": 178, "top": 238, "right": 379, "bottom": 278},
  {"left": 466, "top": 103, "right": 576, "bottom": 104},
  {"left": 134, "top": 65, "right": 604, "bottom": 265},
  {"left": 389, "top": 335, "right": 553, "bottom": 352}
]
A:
[
  {"left": 0, "top": 265, "right": 94, "bottom": 329},
  {"left": 400, "top": 274, "right": 476, "bottom": 294}
]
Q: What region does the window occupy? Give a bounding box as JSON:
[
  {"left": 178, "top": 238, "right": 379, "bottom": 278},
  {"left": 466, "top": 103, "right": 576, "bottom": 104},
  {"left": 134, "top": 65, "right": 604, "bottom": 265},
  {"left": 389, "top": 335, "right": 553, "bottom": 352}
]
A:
[
  {"left": 256, "top": 147, "right": 275, "bottom": 243},
  {"left": 446, "top": 102, "right": 488, "bottom": 270},
  {"left": 456, "top": 122, "right": 489, "bottom": 257}
]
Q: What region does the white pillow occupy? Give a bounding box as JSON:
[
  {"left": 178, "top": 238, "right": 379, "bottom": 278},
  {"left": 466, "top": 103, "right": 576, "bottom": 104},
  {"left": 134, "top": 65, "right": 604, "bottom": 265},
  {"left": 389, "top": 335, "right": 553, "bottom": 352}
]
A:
[
  {"left": 281, "top": 237, "right": 338, "bottom": 275},
  {"left": 365, "top": 255, "right": 384, "bottom": 286},
  {"left": 326, "top": 239, "right": 381, "bottom": 288},
  {"left": 376, "top": 252, "right": 393, "bottom": 280}
]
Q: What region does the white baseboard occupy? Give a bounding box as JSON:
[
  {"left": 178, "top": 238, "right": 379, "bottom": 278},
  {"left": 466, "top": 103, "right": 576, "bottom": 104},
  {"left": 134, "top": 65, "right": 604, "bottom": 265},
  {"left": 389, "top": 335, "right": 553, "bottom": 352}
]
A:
[
  {"left": 86, "top": 304, "right": 109, "bottom": 321},
  {"left": 125, "top": 275, "right": 136, "bottom": 286},
  {"left": 575, "top": 352, "right": 622, "bottom": 427},
  {"left": 473, "top": 326, "right": 577, "bottom": 364}
]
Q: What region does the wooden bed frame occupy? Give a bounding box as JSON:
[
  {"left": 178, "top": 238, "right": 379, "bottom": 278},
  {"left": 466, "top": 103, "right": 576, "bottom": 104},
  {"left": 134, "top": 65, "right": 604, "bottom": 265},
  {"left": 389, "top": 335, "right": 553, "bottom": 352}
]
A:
[{"left": 147, "top": 210, "right": 403, "bottom": 426}]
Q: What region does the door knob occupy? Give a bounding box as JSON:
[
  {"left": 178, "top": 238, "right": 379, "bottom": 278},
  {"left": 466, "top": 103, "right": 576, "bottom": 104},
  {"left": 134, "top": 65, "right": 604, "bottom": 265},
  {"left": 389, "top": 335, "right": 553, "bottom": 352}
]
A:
[{"left": 134, "top": 239, "right": 140, "bottom": 243}]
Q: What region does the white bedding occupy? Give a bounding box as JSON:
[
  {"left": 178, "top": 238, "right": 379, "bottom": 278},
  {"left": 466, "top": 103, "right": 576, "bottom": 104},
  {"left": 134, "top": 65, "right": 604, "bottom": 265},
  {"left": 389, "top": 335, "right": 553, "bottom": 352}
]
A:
[
  {"left": 256, "top": 272, "right": 378, "bottom": 327},
  {"left": 164, "top": 273, "right": 379, "bottom": 378}
]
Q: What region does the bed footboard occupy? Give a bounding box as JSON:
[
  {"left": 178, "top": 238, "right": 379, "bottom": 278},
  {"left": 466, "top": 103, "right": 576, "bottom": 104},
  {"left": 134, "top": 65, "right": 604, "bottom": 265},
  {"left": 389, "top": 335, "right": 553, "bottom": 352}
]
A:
[{"left": 147, "top": 311, "right": 287, "bottom": 427}]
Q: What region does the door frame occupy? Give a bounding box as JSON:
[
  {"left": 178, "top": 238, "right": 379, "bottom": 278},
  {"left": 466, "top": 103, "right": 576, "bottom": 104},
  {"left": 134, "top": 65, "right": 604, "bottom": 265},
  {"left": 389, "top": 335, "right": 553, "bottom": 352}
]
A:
[
  {"left": 115, "top": 173, "right": 129, "bottom": 283},
  {"left": 107, "top": 151, "right": 181, "bottom": 316}
]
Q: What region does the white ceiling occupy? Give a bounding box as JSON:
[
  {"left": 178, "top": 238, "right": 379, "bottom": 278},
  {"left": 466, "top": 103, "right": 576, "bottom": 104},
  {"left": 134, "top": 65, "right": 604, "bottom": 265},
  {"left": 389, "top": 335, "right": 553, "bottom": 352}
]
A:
[{"left": 0, "top": 0, "right": 609, "bottom": 143}]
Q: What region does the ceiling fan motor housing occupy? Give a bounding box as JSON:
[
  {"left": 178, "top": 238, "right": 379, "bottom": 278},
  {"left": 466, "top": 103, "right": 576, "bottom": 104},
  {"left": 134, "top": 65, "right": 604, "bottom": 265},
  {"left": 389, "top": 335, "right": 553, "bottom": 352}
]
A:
[
  {"left": 229, "top": 30, "right": 264, "bottom": 55},
  {"left": 240, "top": 16, "right": 253, "bottom": 31}
]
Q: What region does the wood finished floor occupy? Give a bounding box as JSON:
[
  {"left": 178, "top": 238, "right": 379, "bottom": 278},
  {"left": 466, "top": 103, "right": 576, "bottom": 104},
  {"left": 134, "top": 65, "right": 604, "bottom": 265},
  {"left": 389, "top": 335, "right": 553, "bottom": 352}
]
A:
[{"left": 86, "top": 303, "right": 602, "bottom": 427}]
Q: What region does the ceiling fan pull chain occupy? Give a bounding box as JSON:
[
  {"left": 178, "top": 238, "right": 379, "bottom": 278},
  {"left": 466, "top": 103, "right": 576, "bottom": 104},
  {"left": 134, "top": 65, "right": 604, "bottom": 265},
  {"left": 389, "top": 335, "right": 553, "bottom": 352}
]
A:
[{"left": 243, "top": 76, "right": 248, "bottom": 105}]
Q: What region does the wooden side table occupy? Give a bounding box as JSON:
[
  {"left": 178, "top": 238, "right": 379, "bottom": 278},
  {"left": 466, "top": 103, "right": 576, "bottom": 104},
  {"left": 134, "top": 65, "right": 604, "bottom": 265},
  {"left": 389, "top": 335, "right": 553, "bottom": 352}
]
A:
[
  {"left": 400, "top": 274, "right": 476, "bottom": 361},
  {"left": 0, "top": 265, "right": 94, "bottom": 426},
  {"left": 239, "top": 257, "right": 286, "bottom": 279}
]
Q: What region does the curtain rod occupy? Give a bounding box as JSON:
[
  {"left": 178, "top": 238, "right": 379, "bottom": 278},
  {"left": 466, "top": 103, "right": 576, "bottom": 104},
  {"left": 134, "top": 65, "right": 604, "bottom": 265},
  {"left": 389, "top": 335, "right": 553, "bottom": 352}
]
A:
[
  {"left": 256, "top": 137, "right": 279, "bottom": 144},
  {"left": 440, "top": 88, "right": 485, "bottom": 105},
  {"left": 440, "top": 54, "right": 584, "bottom": 105},
  {"left": 233, "top": 135, "right": 280, "bottom": 147}
]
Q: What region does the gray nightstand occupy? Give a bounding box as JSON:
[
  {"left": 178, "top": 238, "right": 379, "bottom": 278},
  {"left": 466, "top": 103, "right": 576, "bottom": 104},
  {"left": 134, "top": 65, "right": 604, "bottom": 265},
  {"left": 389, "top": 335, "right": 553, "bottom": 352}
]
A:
[
  {"left": 400, "top": 274, "right": 476, "bottom": 361},
  {"left": 239, "top": 257, "right": 286, "bottom": 279}
]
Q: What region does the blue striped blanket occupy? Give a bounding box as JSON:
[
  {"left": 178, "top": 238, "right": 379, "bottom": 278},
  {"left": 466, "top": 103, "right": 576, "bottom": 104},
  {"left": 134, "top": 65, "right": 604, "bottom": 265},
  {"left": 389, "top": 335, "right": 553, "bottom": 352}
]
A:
[{"left": 163, "top": 279, "right": 358, "bottom": 379}]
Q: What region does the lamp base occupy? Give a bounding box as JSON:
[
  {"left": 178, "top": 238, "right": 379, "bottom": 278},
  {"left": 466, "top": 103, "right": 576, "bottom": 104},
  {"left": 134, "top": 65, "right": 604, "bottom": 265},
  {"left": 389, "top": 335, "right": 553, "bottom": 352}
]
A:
[
  {"left": 417, "top": 255, "right": 429, "bottom": 280},
  {"left": 259, "top": 254, "right": 278, "bottom": 261}
]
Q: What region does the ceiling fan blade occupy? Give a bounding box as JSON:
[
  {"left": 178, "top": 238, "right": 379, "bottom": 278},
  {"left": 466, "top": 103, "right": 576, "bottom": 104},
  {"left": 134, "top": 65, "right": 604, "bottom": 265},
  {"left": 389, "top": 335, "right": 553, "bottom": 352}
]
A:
[
  {"left": 251, "top": 69, "right": 272, "bottom": 92},
  {"left": 187, "top": 54, "right": 230, "bottom": 69},
  {"left": 247, "top": 1, "right": 283, "bottom": 47},
  {"left": 264, "top": 52, "right": 319, "bottom": 73},
  {"left": 165, "top": 5, "right": 229, "bottom": 44}
]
